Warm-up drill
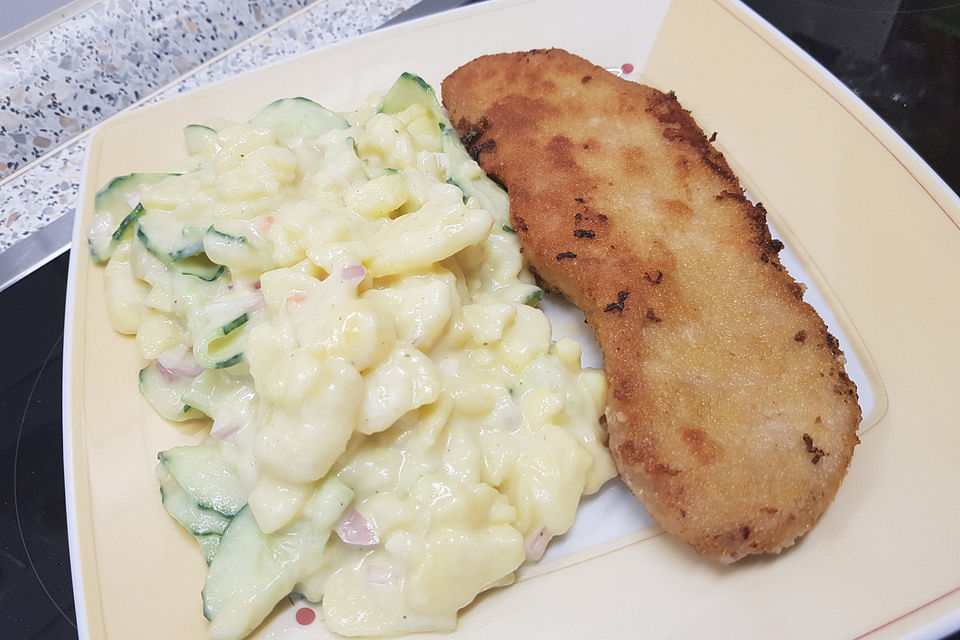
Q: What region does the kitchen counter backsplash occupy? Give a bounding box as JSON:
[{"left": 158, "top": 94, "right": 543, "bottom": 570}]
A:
[
  {"left": 0, "top": 0, "right": 416, "bottom": 252},
  {"left": 0, "top": 0, "right": 317, "bottom": 180}
]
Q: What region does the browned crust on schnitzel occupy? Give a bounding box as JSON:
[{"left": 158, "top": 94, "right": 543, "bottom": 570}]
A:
[{"left": 442, "top": 49, "right": 860, "bottom": 562}]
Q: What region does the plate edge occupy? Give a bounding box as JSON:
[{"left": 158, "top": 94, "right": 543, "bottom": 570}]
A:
[{"left": 62, "top": 135, "right": 94, "bottom": 640}]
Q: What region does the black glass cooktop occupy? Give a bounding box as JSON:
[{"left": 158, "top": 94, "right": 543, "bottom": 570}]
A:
[
  {"left": 0, "top": 253, "right": 75, "bottom": 639},
  {"left": 1, "top": 2, "right": 959, "bottom": 639}
]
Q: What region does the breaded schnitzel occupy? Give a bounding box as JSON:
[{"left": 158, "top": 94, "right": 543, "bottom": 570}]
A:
[{"left": 442, "top": 49, "right": 860, "bottom": 563}]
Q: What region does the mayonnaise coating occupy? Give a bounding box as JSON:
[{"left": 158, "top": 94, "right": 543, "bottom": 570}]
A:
[{"left": 95, "top": 85, "right": 616, "bottom": 638}]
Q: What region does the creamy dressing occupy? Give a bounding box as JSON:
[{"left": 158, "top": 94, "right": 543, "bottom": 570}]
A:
[{"left": 94, "top": 85, "right": 616, "bottom": 638}]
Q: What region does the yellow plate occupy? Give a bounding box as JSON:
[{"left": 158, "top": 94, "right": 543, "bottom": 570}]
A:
[{"left": 64, "top": 0, "right": 960, "bottom": 638}]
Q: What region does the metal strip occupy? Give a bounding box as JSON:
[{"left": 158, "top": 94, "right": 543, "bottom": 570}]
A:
[
  {"left": 378, "top": 0, "right": 480, "bottom": 28},
  {"left": 0, "top": 215, "right": 73, "bottom": 293},
  {"left": 0, "top": 0, "right": 104, "bottom": 54}
]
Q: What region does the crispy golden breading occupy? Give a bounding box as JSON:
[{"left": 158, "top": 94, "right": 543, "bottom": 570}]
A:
[{"left": 442, "top": 49, "right": 860, "bottom": 563}]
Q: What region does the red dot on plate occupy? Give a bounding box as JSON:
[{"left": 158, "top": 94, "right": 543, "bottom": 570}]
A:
[
  {"left": 295, "top": 607, "right": 316, "bottom": 625},
  {"left": 621, "top": 63, "right": 634, "bottom": 74}
]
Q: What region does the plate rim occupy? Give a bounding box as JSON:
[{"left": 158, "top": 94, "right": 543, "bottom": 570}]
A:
[{"left": 63, "top": 139, "right": 93, "bottom": 640}]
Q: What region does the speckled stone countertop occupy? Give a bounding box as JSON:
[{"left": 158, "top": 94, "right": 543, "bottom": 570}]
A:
[{"left": 0, "top": 0, "right": 418, "bottom": 252}]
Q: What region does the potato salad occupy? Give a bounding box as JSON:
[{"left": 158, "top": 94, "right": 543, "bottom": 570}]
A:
[{"left": 87, "top": 74, "right": 616, "bottom": 639}]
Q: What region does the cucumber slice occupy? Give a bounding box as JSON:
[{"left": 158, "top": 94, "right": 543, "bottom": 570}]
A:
[
  {"left": 169, "top": 225, "right": 207, "bottom": 260},
  {"left": 137, "top": 213, "right": 210, "bottom": 262},
  {"left": 135, "top": 222, "right": 162, "bottom": 259},
  {"left": 523, "top": 288, "right": 544, "bottom": 307},
  {"left": 220, "top": 313, "right": 248, "bottom": 335},
  {"left": 202, "top": 227, "right": 258, "bottom": 276},
  {"left": 206, "top": 228, "right": 246, "bottom": 244},
  {"left": 197, "top": 534, "right": 222, "bottom": 566},
  {"left": 112, "top": 204, "right": 145, "bottom": 242},
  {"left": 202, "top": 225, "right": 271, "bottom": 280},
  {"left": 87, "top": 173, "right": 172, "bottom": 263},
  {"left": 213, "top": 353, "right": 243, "bottom": 369},
  {"left": 159, "top": 440, "right": 247, "bottom": 517},
  {"left": 361, "top": 159, "right": 401, "bottom": 180},
  {"left": 180, "top": 369, "right": 251, "bottom": 418},
  {"left": 301, "top": 476, "right": 355, "bottom": 530},
  {"left": 441, "top": 129, "right": 510, "bottom": 217},
  {"left": 158, "top": 466, "right": 227, "bottom": 566},
  {"left": 378, "top": 72, "right": 447, "bottom": 127},
  {"left": 194, "top": 313, "right": 249, "bottom": 369},
  {"left": 202, "top": 478, "right": 352, "bottom": 636},
  {"left": 136, "top": 215, "right": 226, "bottom": 281},
  {"left": 177, "top": 255, "right": 225, "bottom": 282},
  {"left": 87, "top": 238, "right": 108, "bottom": 264},
  {"left": 249, "top": 97, "right": 349, "bottom": 142},
  {"left": 445, "top": 178, "right": 469, "bottom": 204},
  {"left": 158, "top": 466, "right": 231, "bottom": 536},
  {"left": 170, "top": 240, "right": 205, "bottom": 261},
  {"left": 202, "top": 507, "right": 305, "bottom": 631},
  {"left": 184, "top": 124, "right": 219, "bottom": 156},
  {"left": 180, "top": 369, "right": 220, "bottom": 416},
  {"left": 167, "top": 267, "right": 230, "bottom": 320},
  {"left": 139, "top": 362, "right": 204, "bottom": 422}
]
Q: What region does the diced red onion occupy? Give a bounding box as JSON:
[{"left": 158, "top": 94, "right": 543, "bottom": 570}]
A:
[
  {"left": 341, "top": 263, "right": 367, "bottom": 282},
  {"left": 211, "top": 419, "right": 241, "bottom": 439},
  {"left": 336, "top": 508, "right": 379, "bottom": 546},
  {"left": 525, "top": 526, "right": 551, "bottom": 561},
  {"left": 247, "top": 292, "right": 266, "bottom": 312},
  {"left": 157, "top": 345, "right": 204, "bottom": 379},
  {"left": 256, "top": 216, "right": 275, "bottom": 234},
  {"left": 155, "top": 361, "right": 178, "bottom": 383},
  {"left": 284, "top": 293, "right": 307, "bottom": 311},
  {"left": 364, "top": 565, "right": 399, "bottom": 586}
]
